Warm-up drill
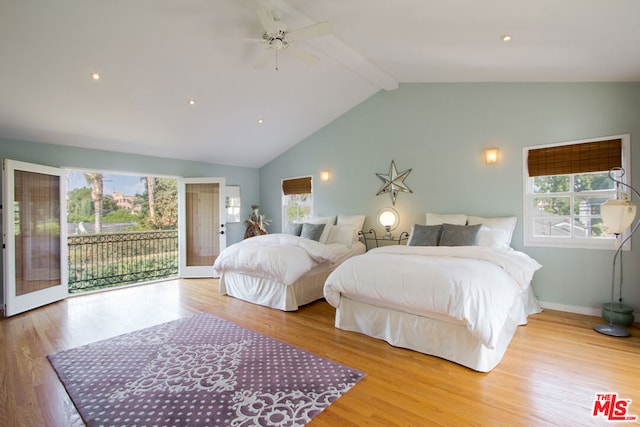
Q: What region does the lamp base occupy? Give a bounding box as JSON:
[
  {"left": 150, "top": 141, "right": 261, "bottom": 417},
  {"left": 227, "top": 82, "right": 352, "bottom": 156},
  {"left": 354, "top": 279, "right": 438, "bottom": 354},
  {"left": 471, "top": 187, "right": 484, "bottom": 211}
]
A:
[
  {"left": 383, "top": 226, "right": 393, "bottom": 240},
  {"left": 601, "top": 303, "right": 634, "bottom": 326},
  {"left": 593, "top": 323, "right": 631, "bottom": 337}
]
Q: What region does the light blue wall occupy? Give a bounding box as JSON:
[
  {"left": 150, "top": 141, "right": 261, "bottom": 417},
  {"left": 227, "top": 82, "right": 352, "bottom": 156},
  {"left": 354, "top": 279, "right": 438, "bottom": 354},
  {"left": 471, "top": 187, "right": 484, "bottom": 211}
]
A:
[
  {"left": 259, "top": 82, "right": 640, "bottom": 315},
  {"left": 0, "top": 138, "right": 260, "bottom": 244}
]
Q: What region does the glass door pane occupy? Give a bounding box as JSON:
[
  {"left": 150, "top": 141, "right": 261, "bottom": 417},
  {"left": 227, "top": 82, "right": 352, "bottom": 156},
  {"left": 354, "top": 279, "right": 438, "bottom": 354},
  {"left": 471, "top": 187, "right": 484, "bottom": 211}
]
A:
[
  {"left": 186, "top": 182, "right": 219, "bottom": 266},
  {"left": 15, "top": 170, "right": 61, "bottom": 293}
]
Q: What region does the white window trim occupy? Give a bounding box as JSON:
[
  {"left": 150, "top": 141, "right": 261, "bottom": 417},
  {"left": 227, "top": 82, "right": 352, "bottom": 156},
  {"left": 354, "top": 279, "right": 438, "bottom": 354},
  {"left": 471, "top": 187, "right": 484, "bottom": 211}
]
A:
[{"left": 522, "top": 133, "right": 631, "bottom": 250}]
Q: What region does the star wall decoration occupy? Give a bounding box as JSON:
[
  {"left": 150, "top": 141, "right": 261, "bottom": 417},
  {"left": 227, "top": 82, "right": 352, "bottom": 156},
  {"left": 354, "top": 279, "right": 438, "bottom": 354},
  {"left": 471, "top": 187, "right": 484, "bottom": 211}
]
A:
[{"left": 375, "top": 160, "right": 413, "bottom": 205}]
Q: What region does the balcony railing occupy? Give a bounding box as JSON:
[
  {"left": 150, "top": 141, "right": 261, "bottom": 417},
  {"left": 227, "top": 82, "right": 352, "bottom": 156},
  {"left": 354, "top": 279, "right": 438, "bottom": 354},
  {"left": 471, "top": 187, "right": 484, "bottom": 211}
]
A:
[{"left": 68, "top": 230, "right": 178, "bottom": 293}]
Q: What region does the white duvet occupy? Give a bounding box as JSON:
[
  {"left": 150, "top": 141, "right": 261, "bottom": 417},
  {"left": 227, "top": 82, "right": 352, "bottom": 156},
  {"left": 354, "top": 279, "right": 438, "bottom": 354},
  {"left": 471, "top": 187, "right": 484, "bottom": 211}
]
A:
[
  {"left": 324, "top": 245, "right": 542, "bottom": 349},
  {"left": 213, "top": 234, "right": 354, "bottom": 285}
]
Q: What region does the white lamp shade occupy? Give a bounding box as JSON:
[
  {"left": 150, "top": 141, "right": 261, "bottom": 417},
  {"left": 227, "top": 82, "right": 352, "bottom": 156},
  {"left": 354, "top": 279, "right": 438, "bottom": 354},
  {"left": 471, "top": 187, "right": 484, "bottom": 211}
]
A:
[
  {"left": 378, "top": 208, "right": 399, "bottom": 230},
  {"left": 601, "top": 198, "right": 637, "bottom": 234}
]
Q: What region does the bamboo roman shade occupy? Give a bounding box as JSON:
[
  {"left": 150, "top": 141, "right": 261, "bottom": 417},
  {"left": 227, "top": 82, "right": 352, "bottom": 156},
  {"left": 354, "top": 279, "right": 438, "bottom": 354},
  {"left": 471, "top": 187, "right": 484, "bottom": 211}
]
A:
[
  {"left": 282, "top": 176, "right": 312, "bottom": 195},
  {"left": 527, "top": 139, "right": 622, "bottom": 177}
]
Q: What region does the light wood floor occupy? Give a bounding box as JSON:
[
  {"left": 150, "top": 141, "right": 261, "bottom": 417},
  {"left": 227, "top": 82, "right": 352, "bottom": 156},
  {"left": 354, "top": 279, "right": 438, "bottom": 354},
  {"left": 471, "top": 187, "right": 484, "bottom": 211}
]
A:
[{"left": 1, "top": 279, "right": 639, "bottom": 426}]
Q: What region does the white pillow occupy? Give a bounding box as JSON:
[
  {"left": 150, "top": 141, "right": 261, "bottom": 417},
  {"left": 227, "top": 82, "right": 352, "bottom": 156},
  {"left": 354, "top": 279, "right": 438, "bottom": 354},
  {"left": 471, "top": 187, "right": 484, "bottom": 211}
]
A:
[
  {"left": 337, "top": 214, "right": 365, "bottom": 230},
  {"left": 306, "top": 215, "right": 336, "bottom": 225},
  {"left": 475, "top": 226, "right": 511, "bottom": 248},
  {"left": 337, "top": 214, "right": 366, "bottom": 242},
  {"left": 306, "top": 216, "right": 336, "bottom": 242},
  {"left": 467, "top": 216, "right": 517, "bottom": 247},
  {"left": 322, "top": 224, "right": 354, "bottom": 248},
  {"left": 425, "top": 212, "right": 467, "bottom": 226}
]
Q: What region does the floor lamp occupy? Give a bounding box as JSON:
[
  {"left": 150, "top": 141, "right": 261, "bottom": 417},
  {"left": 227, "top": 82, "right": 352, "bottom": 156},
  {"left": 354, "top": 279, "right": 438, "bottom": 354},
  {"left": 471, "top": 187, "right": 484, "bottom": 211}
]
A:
[{"left": 594, "top": 167, "right": 639, "bottom": 337}]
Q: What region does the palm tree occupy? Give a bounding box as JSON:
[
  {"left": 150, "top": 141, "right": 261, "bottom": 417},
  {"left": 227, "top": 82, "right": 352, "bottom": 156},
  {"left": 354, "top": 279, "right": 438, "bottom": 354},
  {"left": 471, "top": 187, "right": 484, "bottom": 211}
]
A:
[
  {"left": 84, "top": 173, "right": 103, "bottom": 233},
  {"left": 147, "top": 176, "right": 155, "bottom": 222}
]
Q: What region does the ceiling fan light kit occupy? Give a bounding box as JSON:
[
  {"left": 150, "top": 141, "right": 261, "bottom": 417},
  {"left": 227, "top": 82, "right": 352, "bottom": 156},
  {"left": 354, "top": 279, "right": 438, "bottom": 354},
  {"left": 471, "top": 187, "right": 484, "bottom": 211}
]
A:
[{"left": 253, "top": 1, "right": 331, "bottom": 69}]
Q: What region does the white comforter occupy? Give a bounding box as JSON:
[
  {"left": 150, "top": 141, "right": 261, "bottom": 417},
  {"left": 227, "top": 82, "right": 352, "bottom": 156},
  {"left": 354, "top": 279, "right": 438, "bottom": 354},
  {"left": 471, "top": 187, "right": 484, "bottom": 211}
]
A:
[
  {"left": 324, "top": 245, "right": 542, "bottom": 349},
  {"left": 213, "top": 234, "right": 354, "bottom": 285}
]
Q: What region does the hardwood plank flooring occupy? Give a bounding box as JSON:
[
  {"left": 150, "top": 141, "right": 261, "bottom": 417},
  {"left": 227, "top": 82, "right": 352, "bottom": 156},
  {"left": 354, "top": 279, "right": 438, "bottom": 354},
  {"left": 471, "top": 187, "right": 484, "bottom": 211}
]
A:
[{"left": 1, "top": 279, "right": 639, "bottom": 426}]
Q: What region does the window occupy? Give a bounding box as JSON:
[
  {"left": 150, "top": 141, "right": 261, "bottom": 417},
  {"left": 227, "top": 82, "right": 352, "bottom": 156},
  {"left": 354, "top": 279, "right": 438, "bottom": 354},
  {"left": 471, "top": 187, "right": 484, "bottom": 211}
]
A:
[
  {"left": 282, "top": 176, "right": 313, "bottom": 230},
  {"left": 523, "top": 134, "right": 631, "bottom": 249}
]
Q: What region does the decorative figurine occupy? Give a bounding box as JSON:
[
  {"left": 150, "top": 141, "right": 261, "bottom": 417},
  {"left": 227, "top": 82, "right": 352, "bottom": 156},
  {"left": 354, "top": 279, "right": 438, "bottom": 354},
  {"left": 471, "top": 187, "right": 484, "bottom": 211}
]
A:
[{"left": 244, "top": 205, "right": 271, "bottom": 238}]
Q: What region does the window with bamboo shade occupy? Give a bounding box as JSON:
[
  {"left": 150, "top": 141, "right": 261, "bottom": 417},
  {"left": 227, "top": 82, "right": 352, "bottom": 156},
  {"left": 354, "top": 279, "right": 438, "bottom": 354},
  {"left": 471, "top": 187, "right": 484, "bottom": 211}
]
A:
[
  {"left": 282, "top": 176, "right": 312, "bottom": 195},
  {"left": 523, "top": 134, "right": 630, "bottom": 250},
  {"left": 527, "top": 139, "right": 622, "bottom": 177},
  {"left": 282, "top": 176, "right": 313, "bottom": 231}
]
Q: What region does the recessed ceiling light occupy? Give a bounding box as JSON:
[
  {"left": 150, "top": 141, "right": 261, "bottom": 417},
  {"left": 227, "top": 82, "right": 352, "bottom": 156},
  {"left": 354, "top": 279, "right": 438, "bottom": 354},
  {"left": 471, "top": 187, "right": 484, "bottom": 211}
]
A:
[
  {"left": 188, "top": 99, "right": 196, "bottom": 105},
  {"left": 501, "top": 35, "right": 512, "bottom": 42},
  {"left": 90, "top": 72, "right": 101, "bottom": 80},
  {"left": 257, "top": 119, "right": 264, "bottom": 124}
]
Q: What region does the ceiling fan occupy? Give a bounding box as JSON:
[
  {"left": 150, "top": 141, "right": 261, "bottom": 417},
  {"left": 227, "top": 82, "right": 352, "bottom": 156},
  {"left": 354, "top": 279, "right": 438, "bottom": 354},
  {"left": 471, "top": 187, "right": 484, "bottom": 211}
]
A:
[{"left": 252, "top": 1, "right": 331, "bottom": 69}]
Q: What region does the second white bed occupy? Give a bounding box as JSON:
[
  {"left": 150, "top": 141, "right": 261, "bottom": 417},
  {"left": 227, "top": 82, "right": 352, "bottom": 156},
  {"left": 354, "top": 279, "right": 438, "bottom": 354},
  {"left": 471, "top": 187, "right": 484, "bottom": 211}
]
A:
[{"left": 213, "top": 233, "right": 365, "bottom": 311}]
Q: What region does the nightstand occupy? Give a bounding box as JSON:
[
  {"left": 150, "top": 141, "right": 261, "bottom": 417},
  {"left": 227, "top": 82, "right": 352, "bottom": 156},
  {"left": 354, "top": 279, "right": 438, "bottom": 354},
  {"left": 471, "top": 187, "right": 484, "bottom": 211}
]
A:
[{"left": 359, "top": 229, "right": 409, "bottom": 250}]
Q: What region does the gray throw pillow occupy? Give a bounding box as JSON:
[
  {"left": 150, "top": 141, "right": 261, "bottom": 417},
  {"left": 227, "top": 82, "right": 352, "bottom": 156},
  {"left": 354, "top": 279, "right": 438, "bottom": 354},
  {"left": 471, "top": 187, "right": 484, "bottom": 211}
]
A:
[
  {"left": 286, "top": 222, "right": 303, "bottom": 236},
  {"left": 408, "top": 224, "right": 441, "bottom": 246},
  {"left": 300, "top": 223, "right": 326, "bottom": 241},
  {"left": 439, "top": 223, "right": 481, "bottom": 246}
]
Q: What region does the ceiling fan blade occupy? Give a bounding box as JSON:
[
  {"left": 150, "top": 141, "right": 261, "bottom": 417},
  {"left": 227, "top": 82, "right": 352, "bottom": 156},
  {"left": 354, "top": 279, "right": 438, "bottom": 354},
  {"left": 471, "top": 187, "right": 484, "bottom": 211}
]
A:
[
  {"left": 253, "top": 48, "right": 274, "bottom": 69},
  {"left": 285, "top": 45, "right": 319, "bottom": 66},
  {"left": 254, "top": 1, "right": 278, "bottom": 34},
  {"left": 285, "top": 22, "right": 331, "bottom": 43},
  {"left": 229, "top": 37, "right": 263, "bottom": 43}
]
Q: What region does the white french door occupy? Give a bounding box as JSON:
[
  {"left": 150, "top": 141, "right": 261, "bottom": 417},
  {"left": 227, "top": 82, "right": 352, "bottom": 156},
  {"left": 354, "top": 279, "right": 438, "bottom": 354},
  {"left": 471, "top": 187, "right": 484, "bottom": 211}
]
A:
[
  {"left": 178, "top": 177, "right": 226, "bottom": 278},
  {"left": 2, "top": 160, "right": 68, "bottom": 317}
]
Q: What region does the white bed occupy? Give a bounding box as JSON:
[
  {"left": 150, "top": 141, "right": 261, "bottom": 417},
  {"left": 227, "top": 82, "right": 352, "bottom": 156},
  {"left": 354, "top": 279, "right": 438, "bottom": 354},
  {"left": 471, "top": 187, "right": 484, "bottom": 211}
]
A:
[
  {"left": 323, "top": 213, "right": 542, "bottom": 372},
  {"left": 213, "top": 215, "right": 366, "bottom": 311}
]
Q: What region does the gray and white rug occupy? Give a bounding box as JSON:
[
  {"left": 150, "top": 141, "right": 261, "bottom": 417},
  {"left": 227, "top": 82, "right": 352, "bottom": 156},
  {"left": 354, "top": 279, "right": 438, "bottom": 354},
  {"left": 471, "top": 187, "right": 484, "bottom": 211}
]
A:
[{"left": 48, "top": 313, "right": 365, "bottom": 426}]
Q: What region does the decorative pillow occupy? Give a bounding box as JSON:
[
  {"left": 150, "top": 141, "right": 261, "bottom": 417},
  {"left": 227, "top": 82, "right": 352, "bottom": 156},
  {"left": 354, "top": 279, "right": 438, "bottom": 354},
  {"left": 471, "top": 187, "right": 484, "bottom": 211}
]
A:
[
  {"left": 407, "top": 224, "right": 441, "bottom": 246},
  {"left": 300, "top": 223, "right": 326, "bottom": 241},
  {"left": 306, "top": 216, "right": 337, "bottom": 242},
  {"left": 466, "top": 216, "right": 517, "bottom": 247},
  {"left": 285, "top": 222, "right": 303, "bottom": 236},
  {"left": 439, "top": 223, "right": 481, "bottom": 246},
  {"left": 337, "top": 214, "right": 366, "bottom": 242},
  {"left": 323, "top": 224, "right": 355, "bottom": 248},
  {"left": 426, "top": 212, "right": 467, "bottom": 226}
]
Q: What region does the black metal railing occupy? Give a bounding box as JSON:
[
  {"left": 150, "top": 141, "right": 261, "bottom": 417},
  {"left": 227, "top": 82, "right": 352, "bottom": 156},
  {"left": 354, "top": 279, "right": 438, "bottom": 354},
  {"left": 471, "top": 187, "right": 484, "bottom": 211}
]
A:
[{"left": 68, "top": 230, "right": 178, "bottom": 293}]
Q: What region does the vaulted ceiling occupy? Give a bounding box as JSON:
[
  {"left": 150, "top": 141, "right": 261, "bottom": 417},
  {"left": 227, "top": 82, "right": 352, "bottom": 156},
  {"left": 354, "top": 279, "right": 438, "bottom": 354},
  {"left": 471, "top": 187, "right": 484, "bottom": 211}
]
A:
[{"left": 1, "top": 0, "right": 639, "bottom": 168}]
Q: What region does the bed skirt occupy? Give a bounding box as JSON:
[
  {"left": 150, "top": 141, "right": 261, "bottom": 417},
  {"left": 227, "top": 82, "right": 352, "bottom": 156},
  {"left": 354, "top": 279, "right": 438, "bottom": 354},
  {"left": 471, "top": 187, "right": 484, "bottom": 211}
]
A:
[
  {"left": 334, "top": 291, "right": 536, "bottom": 372},
  {"left": 219, "top": 267, "right": 333, "bottom": 311}
]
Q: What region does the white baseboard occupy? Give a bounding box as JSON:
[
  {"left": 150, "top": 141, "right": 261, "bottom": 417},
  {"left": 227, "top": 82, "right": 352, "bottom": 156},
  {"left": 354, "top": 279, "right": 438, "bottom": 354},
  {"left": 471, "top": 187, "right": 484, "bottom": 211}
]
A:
[{"left": 538, "top": 300, "right": 639, "bottom": 323}]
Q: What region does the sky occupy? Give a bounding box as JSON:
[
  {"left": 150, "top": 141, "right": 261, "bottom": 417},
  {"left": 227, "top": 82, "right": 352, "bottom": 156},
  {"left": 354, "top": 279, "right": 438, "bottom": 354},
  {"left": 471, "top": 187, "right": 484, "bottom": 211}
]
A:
[{"left": 66, "top": 171, "right": 147, "bottom": 197}]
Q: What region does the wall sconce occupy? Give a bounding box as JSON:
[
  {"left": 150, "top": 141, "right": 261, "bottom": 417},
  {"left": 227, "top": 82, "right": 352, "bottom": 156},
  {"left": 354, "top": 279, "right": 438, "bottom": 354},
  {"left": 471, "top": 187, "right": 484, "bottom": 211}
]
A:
[
  {"left": 320, "top": 170, "right": 331, "bottom": 182},
  {"left": 484, "top": 148, "right": 500, "bottom": 164},
  {"left": 378, "top": 207, "right": 399, "bottom": 239}
]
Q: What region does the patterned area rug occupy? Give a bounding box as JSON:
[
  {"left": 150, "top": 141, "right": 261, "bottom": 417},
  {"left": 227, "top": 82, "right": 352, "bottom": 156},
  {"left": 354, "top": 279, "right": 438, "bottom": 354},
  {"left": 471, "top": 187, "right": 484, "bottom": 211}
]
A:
[{"left": 48, "top": 313, "right": 365, "bottom": 426}]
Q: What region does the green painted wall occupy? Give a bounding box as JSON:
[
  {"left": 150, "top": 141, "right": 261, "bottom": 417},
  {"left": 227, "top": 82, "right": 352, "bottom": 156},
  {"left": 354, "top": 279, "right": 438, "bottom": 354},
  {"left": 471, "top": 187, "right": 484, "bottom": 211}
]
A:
[
  {"left": 0, "top": 138, "right": 260, "bottom": 245},
  {"left": 259, "top": 82, "right": 640, "bottom": 316}
]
